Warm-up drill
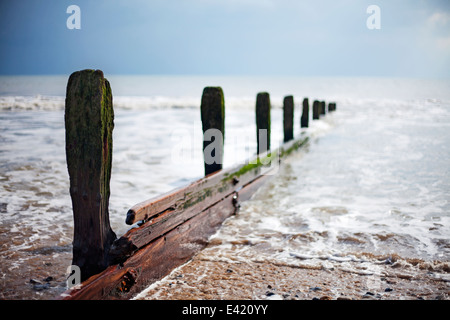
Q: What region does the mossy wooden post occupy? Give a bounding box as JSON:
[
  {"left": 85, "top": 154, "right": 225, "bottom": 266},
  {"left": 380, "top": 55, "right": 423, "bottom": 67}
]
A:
[
  {"left": 65, "top": 69, "right": 117, "bottom": 281},
  {"left": 312, "top": 100, "right": 320, "bottom": 120},
  {"left": 283, "top": 95, "right": 294, "bottom": 142},
  {"left": 320, "top": 101, "right": 326, "bottom": 115},
  {"left": 200, "top": 87, "right": 225, "bottom": 176},
  {"left": 329, "top": 102, "right": 336, "bottom": 112},
  {"left": 301, "top": 98, "right": 309, "bottom": 128},
  {"left": 256, "top": 92, "right": 271, "bottom": 154}
]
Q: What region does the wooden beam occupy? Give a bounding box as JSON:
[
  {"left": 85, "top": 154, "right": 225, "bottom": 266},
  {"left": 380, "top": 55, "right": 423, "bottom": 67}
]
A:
[
  {"left": 328, "top": 102, "right": 336, "bottom": 112},
  {"left": 301, "top": 98, "right": 309, "bottom": 128},
  {"left": 124, "top": 133, "right": 308, "bottom": 227},
  {"left": 65, "top": 69, "right": 117, "bottom": 281},
  {"left": 312, "top": 100, "right": 320, "bottom": 120},
  {"left": 283, "top": 95, "right": 294, "bottom": 142},
  {"left": 320, "top": 101, "right": 326, "bottom": 115},
  {"left": 62, "top": 173, "right": 274, "bottom": 300},
  {"left": 60, "top": 133, "right": 310, "bottom": 300},
  {"left": 200, "top": 87, "right": 225, "bottom": 176},
  {"left": 256, "top": 92, "right": 271, "bottom": 154}
]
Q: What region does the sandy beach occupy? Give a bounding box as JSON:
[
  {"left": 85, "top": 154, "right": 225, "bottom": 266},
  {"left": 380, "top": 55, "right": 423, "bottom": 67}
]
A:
[{"left": 136, "top": 248, "right": 450, "bottom": 300}]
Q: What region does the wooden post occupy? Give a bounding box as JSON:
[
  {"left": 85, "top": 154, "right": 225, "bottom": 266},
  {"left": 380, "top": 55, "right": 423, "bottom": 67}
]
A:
[
  {"left": 200, "top": 87, "right": 225, "bottom": 176},
  {"left": 328, "top": 102, "right": 336, "bottom": 112},
  {"left": 256, "top": 92, "right": 271, "bottom": 154},
  {"left": 283, "top": 95, "right": 294, "bottom": 142},
  {"left": 320, "top": 101, "right": 326, "bottom": 115},
  {"left": 301, "top": 98, "right": 309, "bottom": 128},
  {"left": 65, "top": 69, "right": 117, "bottom": 281},
  {"left": 312, "top": 100, "right": 320, "bottom": 120}
]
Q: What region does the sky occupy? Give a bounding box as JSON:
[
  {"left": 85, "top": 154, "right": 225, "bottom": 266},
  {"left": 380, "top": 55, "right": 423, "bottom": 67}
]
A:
[{"left": 0, "top": 0, "right": 449, "bottom": 77}]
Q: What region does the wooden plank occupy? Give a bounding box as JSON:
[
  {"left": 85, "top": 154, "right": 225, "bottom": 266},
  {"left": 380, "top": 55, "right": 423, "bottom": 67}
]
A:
[
  {"left": 62, "top": 174, "right": 272, "bottom": 300},
  {"left": 61, "top": 134, "right": 309, "bottom": 300},
  {"left": 110, "top": 155, "right": 278, "bottom": 262},
  {"left": 110, "top": 136, "right": 309, "bottom": 262},
  {"left": 125, "top": 134, "right": 309, "bottom": 226},
  {"left": 125, "top": 159, "right": 259, "bottom": 226}
]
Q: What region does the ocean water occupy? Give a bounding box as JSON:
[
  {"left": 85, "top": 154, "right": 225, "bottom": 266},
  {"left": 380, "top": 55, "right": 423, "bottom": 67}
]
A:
[{"left": 0, "top": 75, "right": 449, "bottom": 299}]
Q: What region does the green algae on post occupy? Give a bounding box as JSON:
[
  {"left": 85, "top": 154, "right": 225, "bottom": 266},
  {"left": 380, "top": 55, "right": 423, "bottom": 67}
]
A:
[{"left": 65, "top": 69, "right": 116, "bottom": 281}]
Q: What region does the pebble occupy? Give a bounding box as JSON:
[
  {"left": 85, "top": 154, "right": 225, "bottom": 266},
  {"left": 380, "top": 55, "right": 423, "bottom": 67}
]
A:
[
  {"left": 385, "top": 287, "right": 393, "bottom": 292},
  {"left": 310, "top": 287, "right": 322, "bottom": 292},
  {"left": 29, "top": 279, "right": 42, "bottom": 284}
]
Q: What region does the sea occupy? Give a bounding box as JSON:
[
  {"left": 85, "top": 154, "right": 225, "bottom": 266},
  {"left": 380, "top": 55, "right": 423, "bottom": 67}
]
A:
[{"left": 0, "top": 75, "right": 449, "bottom": 299}]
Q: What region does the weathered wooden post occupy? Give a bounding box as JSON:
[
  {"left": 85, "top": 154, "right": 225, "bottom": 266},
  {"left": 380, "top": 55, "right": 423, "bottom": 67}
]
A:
[
  {"left": 65, "top": 69, "right": 117, "bottom": 281},
  {"left": 283, "top": 95, "right": 294, "bottom": 142},
  {"left": 301, "top": 98, "right": 309, "bottom": 128},
  {"left": 256, "top": 92, "right": 271, "bottom": 154},
  {"left": 320, "top": 101, "right": 326, "bottom": 115},
  {"left": 200, "top": 87, "right": 225, "bottom": 176},
  {"left": 312, "top": 100, "right": 320, "bottom": 120}
]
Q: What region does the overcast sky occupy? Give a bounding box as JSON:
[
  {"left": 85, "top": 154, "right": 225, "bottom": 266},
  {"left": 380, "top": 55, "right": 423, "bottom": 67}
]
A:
[{"left": 0, "top": 0, "right": 449, "bottom": 77}]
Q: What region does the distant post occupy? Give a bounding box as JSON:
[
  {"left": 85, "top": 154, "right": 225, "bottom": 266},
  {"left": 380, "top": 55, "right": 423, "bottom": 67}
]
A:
[
  {"left": 283, "top": 95, "right": 294, "bottom": 142},
  {"left": 301, "top": 98, "right": 309, "bottom": 128},
  {"left": 320, "top": 101, "right": 326, "bottom": 115},
  {"left": 312, "top": 100, "right": 320, "bottom": 120},
  {"left": 328, "top": 102, "right": 336, "bottom": 112},
  {"left": 200, "top": 87, "right": 225, "bottom": 176},
  {"left": 65, "top": 69, "right": 117, "bottom": 281},
  {"left": 256, "top": 92, "right": 271, "bottom": 154}
]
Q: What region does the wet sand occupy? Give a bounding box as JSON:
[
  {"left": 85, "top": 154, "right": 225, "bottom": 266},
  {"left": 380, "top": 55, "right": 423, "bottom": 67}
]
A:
[{"left": 135, "top": 253, "right": 450, "bottom": 300}]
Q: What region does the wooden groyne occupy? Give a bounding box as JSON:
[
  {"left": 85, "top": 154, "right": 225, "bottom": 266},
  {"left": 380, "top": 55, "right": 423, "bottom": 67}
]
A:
[{"left": 61, "top": 69, "right": 337, "bottom": 300}]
